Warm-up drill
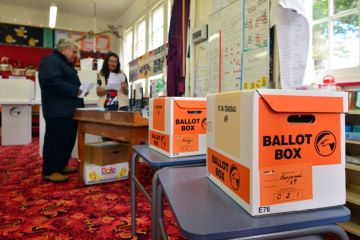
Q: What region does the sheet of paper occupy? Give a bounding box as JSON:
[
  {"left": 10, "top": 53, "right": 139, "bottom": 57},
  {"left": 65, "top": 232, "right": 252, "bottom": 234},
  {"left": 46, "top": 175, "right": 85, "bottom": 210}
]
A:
[
  {"left": 208, "top": 0, "right": 243, "bottom": 93},
  {"left": 194, "top": 43, "right": 209, "bottom": 97},
  {"left": 242, "top": 0, "right": 270, "bottom": 89},
  {"left": 242, "top": 48, "right": 269, "bottom": 89},
  {"left": 277, "top": 1, "right": 310, "bottom": 89},
  {"left": 106, "top": 73, "right": 125, "bottom": 91},
  {"left": 78, "top": 81, "right": 95, "bottom": 98},
  {"left": 208, "top": 32, "right": 220, "bottom": 94}
]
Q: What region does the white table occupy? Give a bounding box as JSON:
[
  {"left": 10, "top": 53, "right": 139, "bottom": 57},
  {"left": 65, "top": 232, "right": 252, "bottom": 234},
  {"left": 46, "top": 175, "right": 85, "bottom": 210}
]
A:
[{"left": 0, "top": 79, "right": 35, "bottom": 145}]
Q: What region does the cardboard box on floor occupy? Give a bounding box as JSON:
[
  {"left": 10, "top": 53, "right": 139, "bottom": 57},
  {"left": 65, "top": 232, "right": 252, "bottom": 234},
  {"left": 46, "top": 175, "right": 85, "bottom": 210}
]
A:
[
  {"left": 83, "top": 141, "right": 129, "bottom": 185},
  {"left": 149, "top": 97, "right": 207, "bottom": 157},
  {"left": 206, "top": 89, "right": 348, "bottom": 216},
  {"left": 84, "top": 162, "right": 128, "bottom": 185},
  {"left": 85, "top": 141, "right": 128, "bottom": 166}
]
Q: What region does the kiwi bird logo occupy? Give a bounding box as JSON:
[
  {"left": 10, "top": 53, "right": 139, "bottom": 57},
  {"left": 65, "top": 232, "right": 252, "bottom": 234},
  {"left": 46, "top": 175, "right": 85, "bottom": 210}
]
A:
[
  {"left": 315, "top": 131, "right": 336, "bottom": 157},
  {"left": 230, "top": 165, "right": 240, "bottom": 190},
  {"left": 9, "top": 107, "right": 21, "bottom": 117}
]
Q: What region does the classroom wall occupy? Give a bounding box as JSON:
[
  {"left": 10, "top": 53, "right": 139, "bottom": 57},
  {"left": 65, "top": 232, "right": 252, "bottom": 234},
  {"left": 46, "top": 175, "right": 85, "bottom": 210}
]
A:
[
  {"left": 187, "top": 0, "right": 212, "bottom": 96},
  {"left": 0, "top": 2, "right": 120, "bottom": 52}
]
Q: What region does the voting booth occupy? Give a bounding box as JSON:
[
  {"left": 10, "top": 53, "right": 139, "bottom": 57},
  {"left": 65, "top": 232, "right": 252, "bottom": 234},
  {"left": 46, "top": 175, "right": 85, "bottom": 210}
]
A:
[{"left": 0, "top": 79, "right": 35, "bottom": 145}]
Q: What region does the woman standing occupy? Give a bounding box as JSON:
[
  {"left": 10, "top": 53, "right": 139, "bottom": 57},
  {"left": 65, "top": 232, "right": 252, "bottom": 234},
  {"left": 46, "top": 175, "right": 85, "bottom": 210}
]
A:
[{"left": 97, "top": 52, "right": 129, "bottom": 110}]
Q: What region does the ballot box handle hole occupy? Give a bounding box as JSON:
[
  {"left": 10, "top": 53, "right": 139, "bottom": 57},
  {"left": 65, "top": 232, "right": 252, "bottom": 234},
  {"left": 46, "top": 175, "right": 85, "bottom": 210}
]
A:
[
  {"left": 187, "top": 110, "right": 202, "bottom": 114},
  {"left": 112, "top": 151, "right": 120, "bottom": 154},
  {"left": 287, "top": 115, "right": 315, "bottom": 124}
]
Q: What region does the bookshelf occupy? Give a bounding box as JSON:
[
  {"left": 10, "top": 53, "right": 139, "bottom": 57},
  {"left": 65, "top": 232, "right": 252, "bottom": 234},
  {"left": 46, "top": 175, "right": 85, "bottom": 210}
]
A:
[{"left": 344, "top": 110, "right": 360, "bottom": 236}]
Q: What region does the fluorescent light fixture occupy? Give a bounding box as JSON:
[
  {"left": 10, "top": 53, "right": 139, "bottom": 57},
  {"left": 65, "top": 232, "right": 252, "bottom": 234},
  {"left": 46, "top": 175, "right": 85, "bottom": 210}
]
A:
[{"left": 49, "top": 3, "right": 57, "bottom": 29}]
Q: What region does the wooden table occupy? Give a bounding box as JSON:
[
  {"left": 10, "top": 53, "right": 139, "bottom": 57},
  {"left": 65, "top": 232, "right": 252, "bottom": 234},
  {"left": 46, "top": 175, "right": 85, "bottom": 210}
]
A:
[{"left": 73, "top": 109, "right": 149, "bottom": 182}]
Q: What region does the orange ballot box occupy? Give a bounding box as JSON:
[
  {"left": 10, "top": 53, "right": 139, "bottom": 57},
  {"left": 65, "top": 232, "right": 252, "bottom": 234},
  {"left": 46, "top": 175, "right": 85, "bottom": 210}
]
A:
[
  {"left": 149, "top": 97, "right": 207, "bottom": 157},
  {"left": 206, "top": 89, "right": 348, "bottom": 216}
]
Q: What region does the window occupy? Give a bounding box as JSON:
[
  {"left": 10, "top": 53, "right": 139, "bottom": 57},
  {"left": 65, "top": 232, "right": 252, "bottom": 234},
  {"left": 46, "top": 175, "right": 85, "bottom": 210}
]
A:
[
  {"left": 168, "top": 0, "right": 172, "bottom": 34},
  {"left": 135, "top": 19, "right": 146, "bottom": 57},
  {"left": 151, "top": 4, "right": 164, "bottom": 49},
  {"left": 313, "top": 0, "right": 359, "bottom": 70},
  {"left": 123, "top": 29, "right": 133, "bottom": 76}
]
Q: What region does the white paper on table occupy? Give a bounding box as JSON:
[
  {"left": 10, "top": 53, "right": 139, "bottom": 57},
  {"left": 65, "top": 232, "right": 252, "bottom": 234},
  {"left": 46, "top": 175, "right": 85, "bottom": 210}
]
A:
[
  {"left": 276, "top": 0, "right": 310, "bottom": 89},
  {"left": 78, "top": 81, "right": 95, "bottom": 98},
  {"left": 106, "top": 73, "right": 125, "bottom": 91}
]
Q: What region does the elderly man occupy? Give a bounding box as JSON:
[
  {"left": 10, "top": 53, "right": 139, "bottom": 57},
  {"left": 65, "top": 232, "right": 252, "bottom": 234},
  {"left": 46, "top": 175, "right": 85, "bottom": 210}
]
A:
[{"left": 39, "top": 39, "right": 84, "bottom": 182}]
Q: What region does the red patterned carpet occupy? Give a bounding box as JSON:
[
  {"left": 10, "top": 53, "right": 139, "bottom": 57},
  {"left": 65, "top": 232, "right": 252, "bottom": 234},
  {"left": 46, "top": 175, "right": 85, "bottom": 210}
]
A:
[{"left": 0, "top": 138, "right": 185, "bottom": 240}]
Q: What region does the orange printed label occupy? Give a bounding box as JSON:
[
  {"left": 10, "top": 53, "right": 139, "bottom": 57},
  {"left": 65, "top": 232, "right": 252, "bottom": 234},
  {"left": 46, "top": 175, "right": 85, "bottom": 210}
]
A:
[
  {"left": 173, "top": 100, "right": 207, "bottom": 135},
  {"left": 207, "top": 148, "right": 250, "bottom": 204},
  {"left": 153, "top": 98, "right": 166, "bottom": 132},
  {"left": 258, "top": 95, "right": 343, "bottom": 206},
  {"left": 260, "top": 163, "right": 313, "bottom": 206},
  {"left": 172, "top": 134, "right": 199, "bottom": 153},
  {"left": 258, "top": 97, "right": 341, "bottom": 168},
  {"left": 149, "top": 130, "right": 169, "bottom": 153}
]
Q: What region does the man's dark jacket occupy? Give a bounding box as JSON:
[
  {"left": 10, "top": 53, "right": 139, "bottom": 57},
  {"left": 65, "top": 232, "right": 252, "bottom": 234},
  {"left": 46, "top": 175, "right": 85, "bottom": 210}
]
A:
[{"left": 39, "top": 50, "right": 84, "bottom": 118}]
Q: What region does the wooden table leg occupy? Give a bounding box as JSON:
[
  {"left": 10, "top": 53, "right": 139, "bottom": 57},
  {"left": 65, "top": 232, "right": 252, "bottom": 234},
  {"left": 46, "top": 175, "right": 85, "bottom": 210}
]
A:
[{"left": 78, "top": 124, "right": 85, "bottom": 182}]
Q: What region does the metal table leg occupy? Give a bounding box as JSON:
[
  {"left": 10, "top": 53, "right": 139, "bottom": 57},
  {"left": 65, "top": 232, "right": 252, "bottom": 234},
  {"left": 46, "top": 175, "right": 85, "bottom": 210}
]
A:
[
  {"left": 152, "top": 171, "right": 160, "bottom": 240},
  {"left": 157, "top": 184, "right": 167, "bottom": 240},
  {"left": 131, "top": 152, "right": 138, "bottom": 237}
]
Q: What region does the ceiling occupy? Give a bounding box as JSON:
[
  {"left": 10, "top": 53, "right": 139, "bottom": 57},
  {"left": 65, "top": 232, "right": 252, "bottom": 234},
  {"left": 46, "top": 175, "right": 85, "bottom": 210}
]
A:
[{"left": 0, "top": 0, "right": 134, "bottom": 21}]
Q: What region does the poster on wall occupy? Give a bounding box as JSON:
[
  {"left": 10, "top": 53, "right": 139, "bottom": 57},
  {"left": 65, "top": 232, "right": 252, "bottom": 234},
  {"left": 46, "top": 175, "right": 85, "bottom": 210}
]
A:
[
  {"left": 81, "top": 38, "right": 95, "bottom": 52},
  {"left": 150, "top": 77, "right": 166, "bottom": 97},
  {"left": 208, "top": 0, "right": 243, "bottom": 93},
  {"left": 194, "top": 42, "right": 209, "bottom": 97},
  {"left": 54, "top": 30, "right": 110, "bottom": 53},
  {"left": 149, "top": 44, "right": 167, "bottom": 76},
  {"left": 69, "top": 31, "right": 84, "bottom": 42},
  {"left": 242, "top": 0, "right": 269, "bottom": 89},
  {"left": 129, "top": 59, "right": 139, "bottom": 82},
  {"left": 0, "top": 23, "right": 46, "bottom": 47},
  {"left": 54, "top": 30, "right": 69, "bottom": 45},
  {"left": 96, "top": 36, "right": 110, "bottom": 53},
  {"left": 138, "top": 53, "right": 150, "bottom": 79},
  {"left": 208, "top": 0, "right": 270, "bottom": 93}
]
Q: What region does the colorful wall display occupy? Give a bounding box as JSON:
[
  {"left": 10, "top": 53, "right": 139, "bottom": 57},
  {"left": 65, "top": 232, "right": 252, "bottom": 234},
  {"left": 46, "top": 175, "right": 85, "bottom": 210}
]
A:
[
  {"left": 0, "top": 23, "right": 52, "bottom": 48},
  {"left": 138, "top": 53, "right": 151, "bottom": 79},
  {"left": 150, "top": 44, "right": 167, "bottom": 77},
  {"left": 129, "top": 59, "right": 139, "bottom": 82}
]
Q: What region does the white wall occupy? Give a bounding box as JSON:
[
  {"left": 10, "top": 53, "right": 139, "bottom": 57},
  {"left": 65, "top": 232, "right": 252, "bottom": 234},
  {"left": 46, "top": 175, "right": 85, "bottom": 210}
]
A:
[
  {"left": 0, "top": 2, "right": 120, "bottom": 52},
  {"left": 187, "top": 0, "right": 212, "bottom": 96}
]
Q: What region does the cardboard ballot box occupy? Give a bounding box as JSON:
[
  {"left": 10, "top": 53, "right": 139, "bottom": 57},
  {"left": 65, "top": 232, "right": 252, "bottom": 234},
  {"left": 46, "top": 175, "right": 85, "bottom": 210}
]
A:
[
  {"left": 85, "top": 141, "right": 128, "bottom": 166},
  {"left": 149, "top": 97, "right": 207, "bottom": 157},
  {"left": 206, "top": 89, "right": 348, "bottom": 216},
  {"left": 84, "top": 162, "right": 128, "bottom": 185}
]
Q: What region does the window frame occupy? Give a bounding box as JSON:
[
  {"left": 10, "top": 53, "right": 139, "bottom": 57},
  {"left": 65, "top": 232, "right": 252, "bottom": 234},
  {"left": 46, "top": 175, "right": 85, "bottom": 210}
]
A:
[
  {"left": 150, "top": 3, "right": 165, "bottom": 50},
  {"left": 134, "top": 17, "right": 147, "bottom": 58},
  {"left": 122, "top": 28, "right": 133, "bottom": 76},
  {"left": 313, "top": 0, "right": 360, "bottom": 71}
]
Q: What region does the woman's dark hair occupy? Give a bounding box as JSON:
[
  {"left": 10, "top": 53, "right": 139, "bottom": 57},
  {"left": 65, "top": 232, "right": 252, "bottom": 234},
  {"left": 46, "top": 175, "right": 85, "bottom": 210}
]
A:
[{"left": 100, "top": 52, "right": 121, "bottom": 81}]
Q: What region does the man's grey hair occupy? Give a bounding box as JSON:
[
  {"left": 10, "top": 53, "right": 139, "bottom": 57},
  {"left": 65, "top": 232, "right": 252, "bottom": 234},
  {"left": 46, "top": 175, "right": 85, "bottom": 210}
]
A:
[{"left": 56, "top": 38, "right": 79, "bottom": 51}]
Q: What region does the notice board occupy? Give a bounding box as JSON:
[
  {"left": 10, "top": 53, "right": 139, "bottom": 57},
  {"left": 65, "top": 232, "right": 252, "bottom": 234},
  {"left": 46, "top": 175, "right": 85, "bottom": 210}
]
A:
[{"left": 207, "top": 0, "right": 270, "bottom": 93}]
